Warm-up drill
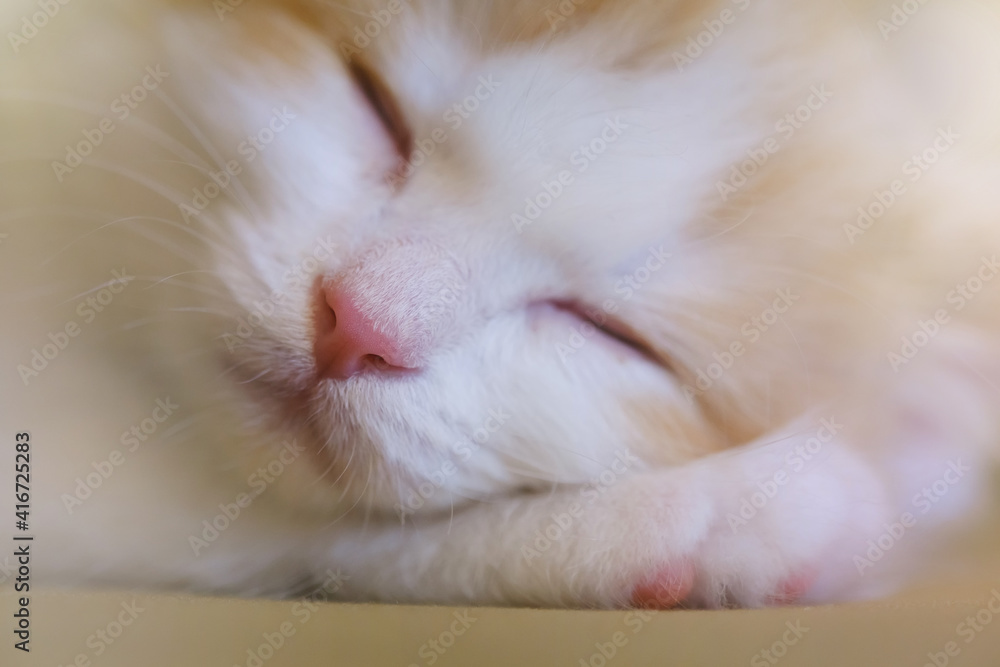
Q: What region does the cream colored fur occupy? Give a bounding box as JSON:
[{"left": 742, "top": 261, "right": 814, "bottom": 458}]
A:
[{"left": 2, "top": 0, "right": 1000, "bottom": 608}]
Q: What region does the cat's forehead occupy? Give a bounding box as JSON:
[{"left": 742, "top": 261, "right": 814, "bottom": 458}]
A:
[{"left": 349, "top": 0, "right": 690, "bottom": 123}]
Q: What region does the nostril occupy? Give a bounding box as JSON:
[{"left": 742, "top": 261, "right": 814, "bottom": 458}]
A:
[
  {"left": 312, "top": 277, "right": 418, "bottom": 380},
  {"left": 313, "top": 283, "right": 338, "bottom": 336},
  {"left": 362, "top": 354, "right": 394, "bottom": 371}
]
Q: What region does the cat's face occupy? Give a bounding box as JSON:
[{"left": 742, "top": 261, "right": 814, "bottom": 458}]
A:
[{"left": 171, "top": 0, "right": 849, "bottom": 517}]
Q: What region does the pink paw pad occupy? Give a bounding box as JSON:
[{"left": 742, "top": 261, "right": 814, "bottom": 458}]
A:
[
  {"left": 766, "top": 571, "right": 816, "bottom": 606},
  {"left": 630, "top": 561, "right": 695, "bottom": 609}
]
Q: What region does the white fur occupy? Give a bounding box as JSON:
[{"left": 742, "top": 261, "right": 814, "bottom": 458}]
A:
[{"left": 3, "top": 0, "right": 1000, "bottom": 607}]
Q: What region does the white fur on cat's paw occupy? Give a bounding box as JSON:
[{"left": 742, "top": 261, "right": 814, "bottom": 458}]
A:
[{"left": 536, "top": 421, "right": 892, "bottom": 610}]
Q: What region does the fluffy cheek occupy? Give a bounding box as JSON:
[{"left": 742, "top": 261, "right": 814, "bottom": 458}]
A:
[
  {"left": 499, "top": 327, "right": 722, "bottom": 477},
  {"left": 280, "top": 313, "right": 716, "bottom": 517}
]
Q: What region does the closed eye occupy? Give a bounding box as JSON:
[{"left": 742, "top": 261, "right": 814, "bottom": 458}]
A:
[
  {"left": 551, "top": 300, "right": 675, "bottom": 373},
  {"left": 348, "top": 61, "right": 412, "bottom": 162}
]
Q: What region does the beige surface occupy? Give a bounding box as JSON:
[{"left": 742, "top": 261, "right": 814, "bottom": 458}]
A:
[{"left": 5, "top": 582, "right": 1000, "bottom": 666}]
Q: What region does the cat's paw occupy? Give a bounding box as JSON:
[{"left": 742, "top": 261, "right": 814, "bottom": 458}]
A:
[
  {"left": 324, "top": 420, "right": 904, "bottom": 609},
  {"left": 587, "top": 423, "right": 893, "bottom": 609},
  {"left": 630, "top": 562, "right": 696, "bottom": 609},
  {"left": 629, "top": 566, "right": 816, "bottom": 609}
]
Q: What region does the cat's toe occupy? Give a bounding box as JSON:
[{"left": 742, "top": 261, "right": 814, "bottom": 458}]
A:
[
  {"left": 765, "top": 570, "right": 817, "bottom": 606},
  {"left": 630, "top": 560, "right": 696, "bottom": 609}
]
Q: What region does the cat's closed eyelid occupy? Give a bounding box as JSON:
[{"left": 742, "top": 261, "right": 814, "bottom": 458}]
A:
[{"left": 347, "top": 61, "right": 413, "bottom": 163}]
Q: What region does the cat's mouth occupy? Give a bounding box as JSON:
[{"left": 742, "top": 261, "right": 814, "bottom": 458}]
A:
[{"left": 534, "top": 300, "right": 671, "bottom": 371}]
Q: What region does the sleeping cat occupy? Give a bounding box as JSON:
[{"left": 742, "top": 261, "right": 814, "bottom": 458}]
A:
[{"left": 3, "top": 0, "right": 1000, "bottom": 608}]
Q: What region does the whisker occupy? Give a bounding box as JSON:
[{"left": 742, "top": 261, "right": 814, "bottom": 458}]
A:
[
  {"left": 42, "top": 214, "right": 232, "bottom": 267},
  {"left": 153, "top": 88, "right": 266, "bottom": 225},
  {"left": 0, "top": 88, "right": 217, "bottom": 170},
  {"left": 0, "top": 206, "right": 115, "bottom": 226},
  {"left": 323, "top": 455, "right": 374, "bottom": 529},
  {"left": 239, "top": 368, "right": 272, "bottom": 385},
  {"left": 144, "top": 270, "right": 222, "bottom": 292}
]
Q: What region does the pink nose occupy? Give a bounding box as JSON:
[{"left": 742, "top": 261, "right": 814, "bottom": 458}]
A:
[{"left": 313, "top": 281, "right": 417, "bottom": 379}]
